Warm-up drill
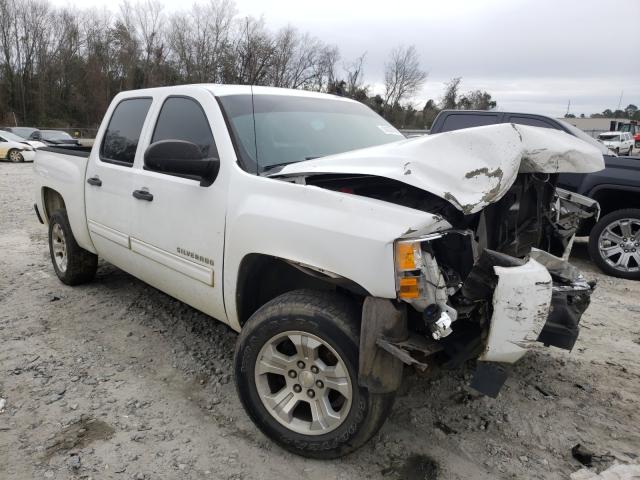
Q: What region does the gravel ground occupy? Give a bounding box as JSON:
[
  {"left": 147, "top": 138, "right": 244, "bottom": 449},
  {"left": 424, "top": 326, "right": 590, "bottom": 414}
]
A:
[{"left": 1, "top": 161, "right": 639, "bottom": 480}]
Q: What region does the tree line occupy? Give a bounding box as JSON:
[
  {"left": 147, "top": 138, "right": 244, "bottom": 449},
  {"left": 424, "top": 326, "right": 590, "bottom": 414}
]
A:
[
  {"left": 0, "top": 0, "right": 497, "bottom": 130},
  {"left": 566, "top": 104, "right": 640, "bottom": 121}
]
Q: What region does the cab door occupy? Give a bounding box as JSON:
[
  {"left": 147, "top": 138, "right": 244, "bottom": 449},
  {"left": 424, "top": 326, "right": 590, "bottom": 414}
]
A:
[
  {"left": 85, "top": 97, "right": 153, "bottom": 265},
  {"left": 129, "top": 89, "right": 228, "bottom": 323}
]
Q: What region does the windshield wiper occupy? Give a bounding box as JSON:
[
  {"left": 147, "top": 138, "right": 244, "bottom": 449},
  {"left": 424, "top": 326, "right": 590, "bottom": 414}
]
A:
[
  {"left": 262, "top": 161, "right": 296, "bottom": 172},
  {"left": 262, "top": 156, "right": 323, "bottom": 173}
]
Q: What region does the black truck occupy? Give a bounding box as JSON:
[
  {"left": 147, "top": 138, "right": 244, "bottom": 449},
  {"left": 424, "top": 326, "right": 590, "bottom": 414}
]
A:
[{"left": 430, "top": 110, "right": 640, "bottom": 280}]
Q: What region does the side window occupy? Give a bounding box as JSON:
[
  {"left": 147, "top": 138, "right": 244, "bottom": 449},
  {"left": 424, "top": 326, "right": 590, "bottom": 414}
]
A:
[
  {"left": 508, "top": 116, "right": 557, "bottom": 130},
  {"left": 100, "top": 98, "right": 152, "bottom": 166},
  {"left": 440, "top": 113, "right": 499, "bottom": 132},
  {"left": 151, "top": 97, "right": 217, "bottom": 159}
]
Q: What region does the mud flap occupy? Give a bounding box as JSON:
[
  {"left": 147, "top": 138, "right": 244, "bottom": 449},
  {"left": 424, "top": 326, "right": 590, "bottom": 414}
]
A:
[
  {"left": 470, "top": 362, "right": 509, "bottom": 398},
  {"left": 358, "top": 297, "right": 407, "bottom": 394}
]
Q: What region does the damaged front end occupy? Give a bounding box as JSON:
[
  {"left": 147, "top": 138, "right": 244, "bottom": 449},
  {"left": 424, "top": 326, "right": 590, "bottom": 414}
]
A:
[
  {"left": 367, "top": 178, "right": 599, "bottom": 397},
  {"left": 273, "top": 123, "right": 604, "bottom": 397}
]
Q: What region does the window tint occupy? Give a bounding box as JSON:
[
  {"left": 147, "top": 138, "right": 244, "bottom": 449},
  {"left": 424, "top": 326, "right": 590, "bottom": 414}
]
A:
[
  {"left": 509, "top": 116, "right": 557, "bottom": 130},
  {"left": 151, "top": 97, "right": 217, "bottom": 158},
  {"left": 440, "top": 113, "right": 499, "bottom": 132},
  {"left": 101, "top": 98, "right": 152, "bottom": 165}
]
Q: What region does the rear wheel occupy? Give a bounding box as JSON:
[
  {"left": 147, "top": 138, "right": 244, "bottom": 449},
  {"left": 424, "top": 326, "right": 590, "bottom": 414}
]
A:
[
  {"left": 234, "top": 290, "right": 395, "bottom": 458},
  {"left": 48, "top": 209, "right": 98, "bottom": 285},
  {"left": 8, "top": 149, "right": 23, "bottom": 163},
  {"left": 588, "top": 208, "right": 640, "bottom": 280}
]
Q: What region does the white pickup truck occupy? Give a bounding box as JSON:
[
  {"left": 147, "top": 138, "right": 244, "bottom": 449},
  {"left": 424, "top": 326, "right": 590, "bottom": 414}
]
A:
[{"left": 34, "top": 84, "right": 604, "bottom": 458}]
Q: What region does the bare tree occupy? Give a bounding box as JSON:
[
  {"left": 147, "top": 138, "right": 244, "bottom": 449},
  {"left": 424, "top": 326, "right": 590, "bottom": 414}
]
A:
[
  {"left": 383, "top": 45, "right": 426, "bottom": 108},
  {"left": 344, "top": 52, "right": 366, "bottom": 97},
  {"left": 440, "top": 76, "right": 461, "bottom": 110}
]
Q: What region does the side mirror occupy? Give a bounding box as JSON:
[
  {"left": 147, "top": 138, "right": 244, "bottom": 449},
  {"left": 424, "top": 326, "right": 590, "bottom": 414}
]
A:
[{"left": 144, "top": 140, "right": 220, "bottom": 187}]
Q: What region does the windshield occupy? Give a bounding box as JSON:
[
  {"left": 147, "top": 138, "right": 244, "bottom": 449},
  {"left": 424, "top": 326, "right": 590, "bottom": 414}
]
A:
[
  {"left": 598, "top": 133, "right": 621, "bottom": 141},
  {"left": 217, "top": 94, "right": 403, "bottom": 173},
  {"left": 1, "top": 131, "right": 28, "bottom": 142},
  {"left": 42, "top": 130, "right": 72, "bottom": 140}
]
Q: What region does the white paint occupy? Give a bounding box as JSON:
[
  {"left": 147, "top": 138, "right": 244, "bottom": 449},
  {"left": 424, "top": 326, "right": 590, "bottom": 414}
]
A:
[
  {"left": 275, "top": 123, "right": 605, "bottom": 214},
  {"left": 34, "top": 84, "right": 593, "bottom": 340},
  {"left": 479, "top": 259, "right": 553, "bottom": 363}
]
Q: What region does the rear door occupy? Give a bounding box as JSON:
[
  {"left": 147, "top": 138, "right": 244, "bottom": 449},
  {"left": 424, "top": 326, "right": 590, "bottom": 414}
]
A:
[
  {"left": 129, "top": 89, "right": 228, "bottom": 323},
  {"left": 85, "top": 97, "right": 153, "bottom": 264}
]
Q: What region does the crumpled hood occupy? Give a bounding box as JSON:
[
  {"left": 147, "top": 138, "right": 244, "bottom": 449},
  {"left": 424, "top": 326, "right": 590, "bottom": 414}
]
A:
[{"left": 272, "top": 123, "right": 605, "bottom": 214}]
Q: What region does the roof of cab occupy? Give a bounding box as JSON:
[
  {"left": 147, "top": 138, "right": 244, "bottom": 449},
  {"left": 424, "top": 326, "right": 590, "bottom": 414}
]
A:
[{"left": 115, "top": 83, "right": 355, "bottom": 103}]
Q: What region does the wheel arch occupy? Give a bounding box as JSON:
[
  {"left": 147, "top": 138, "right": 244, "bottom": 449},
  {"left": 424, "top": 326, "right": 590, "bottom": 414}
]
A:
[
  {"left": 41, "top": 187, "right": 67, "bottom": 223},
  {"left": 588, "top": 185, "right": 640, "bottom": 217},
  {"left": 234, "top": 253, "right": 370, "bottom": 329}
]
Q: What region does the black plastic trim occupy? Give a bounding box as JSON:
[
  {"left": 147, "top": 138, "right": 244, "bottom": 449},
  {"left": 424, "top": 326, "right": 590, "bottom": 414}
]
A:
[{"left": 34, "top": 203, "right": 44, "bottom": 224}]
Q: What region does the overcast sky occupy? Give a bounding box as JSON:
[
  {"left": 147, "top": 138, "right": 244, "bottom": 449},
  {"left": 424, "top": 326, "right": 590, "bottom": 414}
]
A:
[{"left": 52, "top": 0, "right": 639, "bottom": 117}]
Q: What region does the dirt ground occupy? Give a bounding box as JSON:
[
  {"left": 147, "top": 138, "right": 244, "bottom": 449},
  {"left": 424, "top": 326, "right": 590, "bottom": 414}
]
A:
[{"left": 1, "top": 161, "right": 639, "bottom": 480}]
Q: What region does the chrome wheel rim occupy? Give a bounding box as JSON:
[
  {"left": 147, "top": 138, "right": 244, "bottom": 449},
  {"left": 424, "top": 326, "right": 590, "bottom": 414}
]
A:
[
  {"left": 51, "top": 223, "right": 68, "bottom": 272},
  {"left": 598, "top": 218, "right": 640, "bottom": 272},
  {"left": 254, "top": 330, "right": 353, "bottom": 436},
  {"left": 9, "top": 150, "right": 22, "bottom": 162}
]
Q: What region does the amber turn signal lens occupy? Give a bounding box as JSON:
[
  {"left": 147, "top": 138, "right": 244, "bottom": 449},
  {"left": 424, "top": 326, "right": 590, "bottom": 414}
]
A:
[
  {"left": 398, "top": 277, "right": 420, "bottom": 299},
  {"left": 396, "top": 243, "right": 416, "bottom": 271}
]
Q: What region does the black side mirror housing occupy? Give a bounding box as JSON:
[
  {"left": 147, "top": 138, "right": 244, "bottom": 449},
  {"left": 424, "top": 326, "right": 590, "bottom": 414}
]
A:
[{"left": 144, "top": 140, "right": 220, "bottom": 186}]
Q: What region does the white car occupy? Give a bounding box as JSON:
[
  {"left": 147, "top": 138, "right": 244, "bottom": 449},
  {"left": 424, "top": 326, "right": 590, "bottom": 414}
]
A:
[
  {"left": 598, "top": 131, "right": 634, "bottom": 155},
  {"left": 0, "top": 130, "right": 47, "bottom": 150},
  {"left": 0, "top": 133, "right": 36, "bottom": 162},
  {"left": 33, "top": 84, "right": 604, "bottom": 458}
]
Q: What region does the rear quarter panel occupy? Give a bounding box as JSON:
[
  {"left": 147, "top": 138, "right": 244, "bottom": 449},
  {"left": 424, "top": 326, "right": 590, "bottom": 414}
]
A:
[{"left": 34, "top": 149, "right": 96, "bottom": 253}]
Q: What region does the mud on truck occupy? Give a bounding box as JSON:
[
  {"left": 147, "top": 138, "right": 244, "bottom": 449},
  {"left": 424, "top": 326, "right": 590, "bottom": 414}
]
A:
[{"left": 33, "top": 85, "right": 603, "bottom": 458}]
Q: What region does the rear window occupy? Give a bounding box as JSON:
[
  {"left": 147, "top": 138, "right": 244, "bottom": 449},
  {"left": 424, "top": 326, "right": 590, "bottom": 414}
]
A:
[
  {"left": 598, "top": 134, "right": 621, "bottom": 141},
  {"left": 508, "top": 116, "right": 557, "bottom": 129},
  {"left": 100, "top": 98, "right": 152, "bottom": 166},
  {"left": 439, "top": 113, "right": 499, "bottom": 132}
]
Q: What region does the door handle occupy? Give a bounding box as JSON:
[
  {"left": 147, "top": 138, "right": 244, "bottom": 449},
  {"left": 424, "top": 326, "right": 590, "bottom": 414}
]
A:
[
  {"left": 133, "top": 189, "right": 153, "bottom": 201},
  {"left": 86, "top": 176, "right": 102, "bottom": 187}
]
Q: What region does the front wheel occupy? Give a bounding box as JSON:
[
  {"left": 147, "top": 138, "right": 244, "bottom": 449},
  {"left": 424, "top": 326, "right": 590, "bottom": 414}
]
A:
[
  {"left": 588, "top": 208, "right": 640, "bottom": 280},
  {"left": 8, "top": 149, "right": 24, "bottom": 162},
  {"left": 48, "top": 209, "right": 98, "bottom": 285},
  {"left": 234, "top": 290, "right": 395, "bottom": 458}
]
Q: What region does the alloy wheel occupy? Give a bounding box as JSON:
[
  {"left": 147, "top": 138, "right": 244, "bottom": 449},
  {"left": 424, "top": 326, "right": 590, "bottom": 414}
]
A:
[{"left": 254, "top": 330, "right": 353, "bottom": 435}]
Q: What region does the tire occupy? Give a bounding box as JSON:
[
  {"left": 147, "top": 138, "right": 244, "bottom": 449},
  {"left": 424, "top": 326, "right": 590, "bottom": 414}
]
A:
[
  {"left": 8, "top": 149, "right": 24, "bottom": 163},
  {"left": 234, "top": 289, "right": 395, "bottom": 458},
  {"left": 48, "top": 209, "right": 98, "bottom": 285},
  {"left": 588, "top": 208, "right": 640, "bottom": 280}
]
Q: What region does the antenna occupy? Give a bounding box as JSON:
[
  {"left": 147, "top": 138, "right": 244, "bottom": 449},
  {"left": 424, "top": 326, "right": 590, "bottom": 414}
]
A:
[{"left": 566, "top": 99, "right": 571, "bottom": 116}]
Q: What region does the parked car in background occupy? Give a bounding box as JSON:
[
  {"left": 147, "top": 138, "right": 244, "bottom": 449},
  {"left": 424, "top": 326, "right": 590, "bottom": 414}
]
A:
[
  {"left": 634, "top": 132, "right": 640, "bottom": 149},
  {"left": 430, "top": 110, "right": 640, "bottom": 280},
  {"left": 39, "top": 130, "right": 81, "bottom": 146},
  {"left": 0, "top": 130, "right": 47, "bottom": 149},
  {"left": 0, "top": 133, "right": 36, "bottom": 162},
  {"left": 3, "top": 126, "right": 42, "bottom": 141},
  {"left": 598, "top": 131, "right": 634, "bottom": 155}
]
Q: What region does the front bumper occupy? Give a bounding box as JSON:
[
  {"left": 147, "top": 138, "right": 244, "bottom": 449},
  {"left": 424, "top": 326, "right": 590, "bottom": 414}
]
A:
[
  {"left": 21, "top": 150, "right": 35, "bottom": 161},
  {"left": 469, "top": 248, "right": 594, "bottom": 396}
]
